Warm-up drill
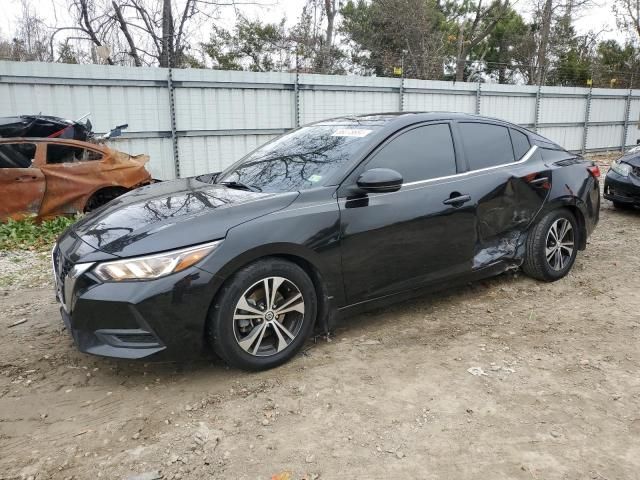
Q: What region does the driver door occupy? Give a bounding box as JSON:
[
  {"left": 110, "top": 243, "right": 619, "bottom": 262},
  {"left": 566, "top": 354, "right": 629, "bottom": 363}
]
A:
[{"left": 337, "top": 122, "right": 478, "bottom": 304}]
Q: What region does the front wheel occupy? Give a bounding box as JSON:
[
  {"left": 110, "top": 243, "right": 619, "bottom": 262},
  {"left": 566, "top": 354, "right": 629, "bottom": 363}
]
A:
[
  {"left": 522, "top": 209, "right": 579, "bottom": 282},
  {"left": 207, "top": 258, "right": 317, "bottom": 370}
]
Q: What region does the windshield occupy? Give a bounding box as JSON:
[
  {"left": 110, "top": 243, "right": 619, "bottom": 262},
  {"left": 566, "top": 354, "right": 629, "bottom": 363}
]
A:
[{"left": 217, "top": 124, "right": 380, "bottom": 193}]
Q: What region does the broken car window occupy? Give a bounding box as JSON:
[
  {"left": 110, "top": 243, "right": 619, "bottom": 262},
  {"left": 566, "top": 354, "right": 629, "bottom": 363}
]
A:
[
  {"left": 0, "top": 143, "right": 36, "bottom": 169},
  {"left": 46, "top": 145, "right": 103, "bottom": 164}
]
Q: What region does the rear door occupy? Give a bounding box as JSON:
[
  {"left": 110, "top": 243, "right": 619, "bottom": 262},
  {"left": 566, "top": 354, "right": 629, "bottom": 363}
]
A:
[
  {"left": 0, "top": 142, "right": 45, "bottom": 220},
  {"left": 338, "top": 122, "right": 479, "bottom": 304},
  {"left": 39, "top": 142, "right": 107, "bottom": 216},
  {"left": 454, "top": 122, "right": 550, "bottom": 268}
]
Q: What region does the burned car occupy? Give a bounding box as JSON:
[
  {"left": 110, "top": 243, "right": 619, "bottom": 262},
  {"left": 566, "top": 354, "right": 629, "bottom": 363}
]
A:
[
  {"left": 604, "top": 147, "right": 640, "bottom": 208},
  {"left": 52, "top": 113, "right": 600, "bottom": 371},
  {"left": 0, "top": 137, "right": 152, "bottom": 220}
]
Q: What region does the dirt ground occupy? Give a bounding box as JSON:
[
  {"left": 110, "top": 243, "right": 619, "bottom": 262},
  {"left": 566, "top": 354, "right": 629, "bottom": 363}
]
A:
[{"left": 1, "top": 153, "right": 639, "bottom": 480}]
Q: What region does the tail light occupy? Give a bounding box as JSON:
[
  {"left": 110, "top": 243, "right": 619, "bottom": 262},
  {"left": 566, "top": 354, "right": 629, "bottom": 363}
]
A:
[{"left": 587, "top": 165, "right": 601, "bottom": 179}]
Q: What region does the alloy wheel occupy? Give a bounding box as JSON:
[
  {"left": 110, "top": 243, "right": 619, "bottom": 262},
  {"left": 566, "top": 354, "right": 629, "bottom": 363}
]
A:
[
  {"left": 545, "top": 218, "right": 574, "bottom": 271},
  {"left": 232, "top": 276, "right": 305, "bottom": 357}
]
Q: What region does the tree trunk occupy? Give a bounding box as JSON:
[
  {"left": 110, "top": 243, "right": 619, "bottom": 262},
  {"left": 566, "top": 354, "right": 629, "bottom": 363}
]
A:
[
  {"left": 79, "top": 0, "right": 113, "bottom": 65},
  {"left": 112, "top": 1, "right": 142, "bottom": 66},
  {"left": 160, "top": 0, "right": 174, "bottom": 68},
  {"left": 455, "top": 22, "right": 466, "bottom": 82},
  {"left": 536, "top": 0, "right": 553, "bottom": 86},
  {"left": 321, "top": 0, "right": 336, "bottom": 73}
]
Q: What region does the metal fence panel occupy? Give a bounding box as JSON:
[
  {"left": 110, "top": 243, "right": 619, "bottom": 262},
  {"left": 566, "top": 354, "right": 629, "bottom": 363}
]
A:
[{"left": 1, "top": 60, "right": 637, "bottom": 180}]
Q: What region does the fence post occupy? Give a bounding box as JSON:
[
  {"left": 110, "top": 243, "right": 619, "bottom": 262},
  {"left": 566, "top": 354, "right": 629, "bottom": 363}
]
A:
[
  {"left": 475, "top": 82, "right": 481, "bottom": 114},
  {"left": 167, "top": 66, "right": 180, "bottom": 178},
  {"left": 621, "top": 88, "right": 632, "bottom": 152},
  {"left": 581, "top": 86, "right": 593, "bottom": 155},
  {"left": 534, "top": 84, "right": 542, "bottom": 132},
  {"left": 294, "top": 70, "right": 300, "bottom": 128}
]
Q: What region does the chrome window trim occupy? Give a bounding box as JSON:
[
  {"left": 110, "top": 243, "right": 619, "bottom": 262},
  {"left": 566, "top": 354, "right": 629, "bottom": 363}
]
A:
[{"left": 401, "top": 145, "right": 538, "bottom": 187}]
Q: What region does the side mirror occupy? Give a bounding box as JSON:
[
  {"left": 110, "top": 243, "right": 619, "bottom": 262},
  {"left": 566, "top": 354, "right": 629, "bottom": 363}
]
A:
[{"left": 356, "top": 168, "right": 403, "bottom": 193}]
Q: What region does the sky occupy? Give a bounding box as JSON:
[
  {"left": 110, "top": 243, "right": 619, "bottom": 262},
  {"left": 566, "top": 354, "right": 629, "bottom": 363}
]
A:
[{"left": 0, "top": 0, "right": 629, "bottom": 49}]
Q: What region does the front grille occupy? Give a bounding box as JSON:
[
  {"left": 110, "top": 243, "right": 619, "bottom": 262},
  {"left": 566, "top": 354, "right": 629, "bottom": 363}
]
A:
[{"left": 633, "top": 166, "right": 640, "bottom": 178}]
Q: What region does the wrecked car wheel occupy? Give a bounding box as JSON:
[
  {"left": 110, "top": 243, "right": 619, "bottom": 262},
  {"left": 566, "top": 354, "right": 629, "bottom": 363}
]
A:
[
  {"left": 84, "top": 187, "right": 128, "bottom": 212},
  {"left": 207, "top": 258, "right": 317, "bottom": 371},
  {"left": 522, "top": 209, "right": 578, "bottom": 282}
]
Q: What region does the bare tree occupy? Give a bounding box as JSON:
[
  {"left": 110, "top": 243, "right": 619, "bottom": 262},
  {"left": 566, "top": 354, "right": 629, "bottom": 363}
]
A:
[
  {"left": 318, "top": 0, "right": 337, "bottom": 73},
  {"left": 450, "top": 0, "right": 511, "bottom": 82},
  {"left": 535, "top": 0, "right": 552, "bottom": 84},
  {"left": 614, "top": 0, "right": 640, "bottom": 40},
  {"left": 66, "top": 0, "right": 261, "bottom": 67}
]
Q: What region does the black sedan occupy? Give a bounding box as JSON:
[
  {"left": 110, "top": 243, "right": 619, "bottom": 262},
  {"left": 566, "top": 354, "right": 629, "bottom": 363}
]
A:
[
  {"left": 52, "top": 113, "right": 600, "bottom": 370},
  {"left": 604, "top": 148, "right": 640, "bottom": 208}
]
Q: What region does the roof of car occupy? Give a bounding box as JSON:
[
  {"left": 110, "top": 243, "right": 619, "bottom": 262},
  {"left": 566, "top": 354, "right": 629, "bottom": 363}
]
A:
[{"left": 314, "top": 112, "right": 515, "bottom": 126}]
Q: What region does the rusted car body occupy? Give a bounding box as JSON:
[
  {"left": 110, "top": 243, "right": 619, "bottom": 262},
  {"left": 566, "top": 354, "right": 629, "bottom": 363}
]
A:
[{"left": 0, "top": 138, "right": 151, "bottom": 221}]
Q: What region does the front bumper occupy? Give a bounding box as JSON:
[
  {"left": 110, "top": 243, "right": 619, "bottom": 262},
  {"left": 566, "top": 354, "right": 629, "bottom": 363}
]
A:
[
  {"left": 53, "top": 246, "right": 222, "bottom": 360},
  {"left": 604, "top": 170, "right": 640, "bottom": 206}
]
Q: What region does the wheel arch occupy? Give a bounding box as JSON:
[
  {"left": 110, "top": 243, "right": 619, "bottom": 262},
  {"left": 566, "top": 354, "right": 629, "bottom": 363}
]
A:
[
  {"left": 537, "top": 197, "right": 588, "bottom": 250},
  {"left": 206, "top": 244, "right": 336, "bottom": 337},
  {"left": 83, "top": 185, "right": 130, "bottom": 212}
]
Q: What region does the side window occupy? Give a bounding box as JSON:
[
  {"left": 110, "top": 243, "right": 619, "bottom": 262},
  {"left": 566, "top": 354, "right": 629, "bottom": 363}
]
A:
[
  {"left": 510, "top": 129, "right": 531, "bottom": 160},
  {"left": 365, "top": 123, "right": 456, "bottom": 183},
  {"left": 0, "top": 143, "right": 36, "bottom": 169},
  {"left": 459, "top": 123, "right": 515, "bottom": 170},
  {"left": 46, "top": 145, "right": 103, "bottom": 164}
]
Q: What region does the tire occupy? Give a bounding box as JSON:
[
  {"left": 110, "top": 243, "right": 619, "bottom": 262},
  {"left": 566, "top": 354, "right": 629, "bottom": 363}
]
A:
[
  {"left": 522, "top": 209, "right": 579, "bottom": 282},
  {"left": 84, "top": 187, "right": 127, "bottom": 212},
  {"left": 207, "top": 258, "right": 317, "bottom": 371}
]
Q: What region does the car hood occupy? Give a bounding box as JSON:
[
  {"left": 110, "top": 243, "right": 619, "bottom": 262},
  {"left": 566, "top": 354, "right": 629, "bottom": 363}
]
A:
[
  {"left": 70, "top": 177, "right": 298, "bottom": 258},
  {"left": 620, "top": 152, "right": 640, "bottom": 169}
]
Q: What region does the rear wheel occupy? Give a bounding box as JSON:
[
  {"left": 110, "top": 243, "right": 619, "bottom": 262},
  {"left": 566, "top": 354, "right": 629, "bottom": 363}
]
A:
[
  {"left": 522, "top": 209, "right": 578, "bottom": 282},
  {"left": 207, "top": 258, "right": 317, "bottom": 370},
  {"left": 84, "top": 187, "right": 128, "bottom": 212}
]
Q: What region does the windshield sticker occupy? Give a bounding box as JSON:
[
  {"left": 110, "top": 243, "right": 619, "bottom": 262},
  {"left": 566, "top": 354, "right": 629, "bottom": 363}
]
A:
[
  {"left": 331, "top": 128, "right": 372, "bottom": 137},
  {"left": 308, "top": 174, "right": 323, "bottom": 183}
]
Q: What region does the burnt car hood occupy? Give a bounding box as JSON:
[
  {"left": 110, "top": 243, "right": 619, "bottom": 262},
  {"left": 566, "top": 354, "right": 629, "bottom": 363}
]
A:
[{"left": 69, "top": 177, "right": 298, "bottom": 258}]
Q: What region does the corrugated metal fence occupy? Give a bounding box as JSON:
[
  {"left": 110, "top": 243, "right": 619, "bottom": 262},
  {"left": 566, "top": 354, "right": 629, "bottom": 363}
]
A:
[{"left": 1, "top": 60, "right": 638, "bottom": 180}]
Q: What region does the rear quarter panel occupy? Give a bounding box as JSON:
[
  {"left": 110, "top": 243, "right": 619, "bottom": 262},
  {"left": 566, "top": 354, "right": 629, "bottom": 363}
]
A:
[
  {"left": 38, "top": 149, "right": 151, "bottom": 219},
  {"left": 541, "top": 158, "right": 600, "bottom": 245}
]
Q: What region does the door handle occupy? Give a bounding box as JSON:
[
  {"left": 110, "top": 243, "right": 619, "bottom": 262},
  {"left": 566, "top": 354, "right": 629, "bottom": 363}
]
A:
[
  {"left": 528, "top": 176, "right": 549, "bottom": 186},
  {"left": 443, "top": 194, "right": 471, "bottom": 206}
]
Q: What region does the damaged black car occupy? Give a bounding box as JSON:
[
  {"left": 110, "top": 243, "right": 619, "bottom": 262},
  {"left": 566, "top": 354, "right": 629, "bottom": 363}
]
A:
[
  {"left": 0, "top": 114, "right": 93, "bottom": 141},
  {"left": 604, "top": 147, "right": 640, "bottom": 208},
  {"left": 52, "top": 113, "right": 600, "bottom": 370}
]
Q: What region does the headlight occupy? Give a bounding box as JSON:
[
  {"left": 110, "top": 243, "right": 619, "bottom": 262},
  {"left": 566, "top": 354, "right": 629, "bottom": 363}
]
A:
[
  {"left": 611, "top": 159, "right": 632, "bottom": 177},
  {"left": 93, "top": 240, "right": 221, "bottom": 281}
]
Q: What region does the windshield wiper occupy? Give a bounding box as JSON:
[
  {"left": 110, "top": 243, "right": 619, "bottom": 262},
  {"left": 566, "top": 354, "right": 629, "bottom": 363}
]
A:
[{"left": 218, "top": 180, "right": 262, "bottom": 192}]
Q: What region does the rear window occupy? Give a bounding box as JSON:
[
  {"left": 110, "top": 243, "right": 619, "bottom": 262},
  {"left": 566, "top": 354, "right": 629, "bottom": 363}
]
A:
[{"left": 459, "top": 123, "right": 515, "bottom": 170}]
